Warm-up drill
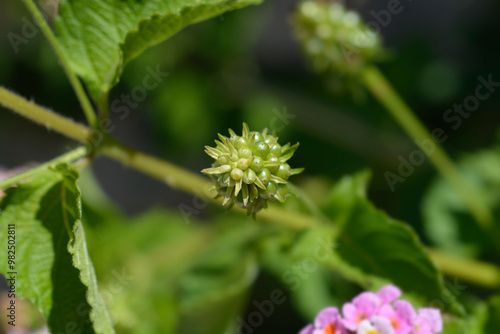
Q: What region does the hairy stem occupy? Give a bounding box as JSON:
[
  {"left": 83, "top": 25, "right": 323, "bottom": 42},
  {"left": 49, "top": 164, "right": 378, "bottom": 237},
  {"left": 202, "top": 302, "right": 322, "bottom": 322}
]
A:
[
  {"left": 1, "top": 87, "right": 498, "bottom": 287},
  {"left": 0, "top": 87, "right": 91, "bottom": 142},
  {"left": 361, "top": 66, "right": 493, "bottom": 228},
  {"left": 21, "top": 0, "right": 98, "bottom": 128},
  {"left": 100, "top": 138, "right": 318, "bottom": 230},
  {"left": 0, "top": 146, "right": 89, "bottom": 190}
]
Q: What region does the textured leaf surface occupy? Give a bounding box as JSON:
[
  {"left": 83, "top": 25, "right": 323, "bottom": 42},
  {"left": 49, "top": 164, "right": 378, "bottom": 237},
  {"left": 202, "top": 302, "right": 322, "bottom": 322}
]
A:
[
  {"left": 0, "top": 165, "right": 114, "bottom": 334},
  {"left": 54, "top": 0, "right": 262, "bottom": 101},
  {"left": 327, "top": 172, "right": 463, "bottom": 314}
]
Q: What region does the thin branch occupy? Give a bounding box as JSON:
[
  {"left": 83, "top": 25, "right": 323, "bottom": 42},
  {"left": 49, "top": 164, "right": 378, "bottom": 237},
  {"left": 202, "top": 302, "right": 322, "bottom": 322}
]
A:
[{"left": 21, "top": 0, "right": 98, "bottom": 128}]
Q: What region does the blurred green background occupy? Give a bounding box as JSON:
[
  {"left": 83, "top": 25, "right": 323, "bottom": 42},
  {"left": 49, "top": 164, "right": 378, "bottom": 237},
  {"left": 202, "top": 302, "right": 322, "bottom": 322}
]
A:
[{"left": 1, "top": 0, "right": 500, "bottom": 332}]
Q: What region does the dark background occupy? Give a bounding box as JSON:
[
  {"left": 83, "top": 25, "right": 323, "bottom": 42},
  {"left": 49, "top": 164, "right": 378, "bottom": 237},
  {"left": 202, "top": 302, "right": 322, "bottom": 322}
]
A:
[{"left": 1, "top": 0, "right": 499, "bottom": 332}]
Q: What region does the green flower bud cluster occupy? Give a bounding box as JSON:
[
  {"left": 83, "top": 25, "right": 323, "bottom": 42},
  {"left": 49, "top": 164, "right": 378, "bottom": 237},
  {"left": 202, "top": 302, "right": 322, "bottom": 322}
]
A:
[
  {"left": 293, "top": 0, "right": 383, "bottom": 91},
  {"left": 202, "top": 123, "right": 304, "bottom": 215}
]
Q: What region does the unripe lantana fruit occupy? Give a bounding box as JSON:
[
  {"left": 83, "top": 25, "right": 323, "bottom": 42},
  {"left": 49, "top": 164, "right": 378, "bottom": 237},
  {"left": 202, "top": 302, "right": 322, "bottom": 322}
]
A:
[
  {"left": 202, "top": 123, "right": 304, "bottom": 216},
  {"left": 292, "top": 0, "right": 384, "bottom": 95}
]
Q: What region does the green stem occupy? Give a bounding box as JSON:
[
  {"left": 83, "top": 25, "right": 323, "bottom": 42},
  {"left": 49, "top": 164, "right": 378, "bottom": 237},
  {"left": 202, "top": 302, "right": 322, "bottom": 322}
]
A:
[
  {"left": 99, "top": 138, "right": 317, "bottom": 230},
  {"left": 0, "top": 87, "right": 92, "bottom": 142},
  {"left": 361, "top": 66, "right": 493, "bottom": 228},
  {"left": 1, "top": 87, "right": 498, "bottom": 288},
  {"left": 0, "top": 146, "right": 89, "bottom": 189},
  {"left": 21, "top": 0, "right": 98, "bottom": 129},
  {"left": 0, "top": 87, "right": 315, "bottom": 231},
  {"left": 427, "top": 249, "right": 500, "bottom": 288}
]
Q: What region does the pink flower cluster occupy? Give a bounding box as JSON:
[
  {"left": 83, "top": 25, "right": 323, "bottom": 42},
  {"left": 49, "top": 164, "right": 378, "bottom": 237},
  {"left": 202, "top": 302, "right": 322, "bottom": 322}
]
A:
[{"left": 299, "top": 285, "right": 442, "bottom": 334}]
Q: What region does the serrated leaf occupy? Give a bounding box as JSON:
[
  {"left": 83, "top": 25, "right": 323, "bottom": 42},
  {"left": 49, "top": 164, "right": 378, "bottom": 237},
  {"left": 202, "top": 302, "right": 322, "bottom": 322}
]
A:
[
  {"left": 0, "top": 164, "right": 114, "bottom": 334},
  {"left": 326, "top": 172, "right": 463, "bottom": 315},
  {"left": 54, "top": 0, "right": 262, "bottom": 102}
]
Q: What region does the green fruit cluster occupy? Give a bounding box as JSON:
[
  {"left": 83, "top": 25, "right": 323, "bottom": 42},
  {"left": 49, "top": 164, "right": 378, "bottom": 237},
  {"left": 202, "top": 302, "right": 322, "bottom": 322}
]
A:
[
  {"left": 202, "top": 123, "right": 303, "bottom": 215},
  {"left": 293, "top": 0, "right": 383, "bottom": 91}
]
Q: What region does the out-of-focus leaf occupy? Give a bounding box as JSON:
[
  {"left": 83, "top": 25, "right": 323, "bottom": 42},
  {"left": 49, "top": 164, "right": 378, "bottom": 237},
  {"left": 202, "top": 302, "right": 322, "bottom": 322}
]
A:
[
  {"left": 174, "top": 214, "right": 263, "bottom": 334},
  {"left": 259, "top": 228, "right": 358, "bottom": 321},
  {"left": 84, "top": 208, "right": 211, "bottom": 334},
  {"left": 423, "top": 147, "right": 500, "bottom": 257},
  {"left": 0, "top": 164, "right": 114, "bottom": 334},
  {"left": 324, "top": 169, "right": 371, "bottom": 226},
  {"left": 54, "top": 0, "right": 262, "bottom": 101},
  {"left": 177, "top": 253, "right": 258, "bottom": 334},
  {"left": 326, "top": 172, "right": 464, "bottom": 315},
  {"left": 484, "top": 295, "right": 500, "bottom": 332}
]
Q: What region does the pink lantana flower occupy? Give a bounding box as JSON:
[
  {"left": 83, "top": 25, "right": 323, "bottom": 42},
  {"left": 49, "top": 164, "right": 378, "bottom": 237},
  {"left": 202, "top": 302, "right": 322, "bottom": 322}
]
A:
[
  {"left": 377, "top": 303, "right": 412, "bottom": 334},
  {"left": 412, "top": 308, "right": 443, "bottom": 334},
  {"left": 377, "top": 285, "right": 402, "bottom": 304},
  {"left": 299, "top": 285, "right": 443, "bottom": 334},
  {"left": 392, "top": 300, "right": 442, "bottom": 334},
  {"left": 299, "top": 307, "right": 344, "bottom": 334},
  {"left": 342, "top": 292, "right": 380, "bottom": 331},
  {"left": 357, "top": 316, "right": 395, "bottom": 334}
]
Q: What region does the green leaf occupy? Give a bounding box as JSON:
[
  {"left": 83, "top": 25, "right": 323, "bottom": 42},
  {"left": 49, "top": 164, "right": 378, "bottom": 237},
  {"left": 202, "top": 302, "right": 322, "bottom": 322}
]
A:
[
  {"left": 0, "top": 164, "right": 114, "bottom": 334},
  {"left": 326, "top": 172, "right": 464, "bottom": 314},
  {"left": 484, "top": 295, "right": 500, "bottom": 332},
  {"left": 423, "top": 147, "right": 500, "bottom": 257},
  {"left": 175, "top": 215, "right": 261, "bottom": 333},
  {"left": 324, "top": 169, "right": 371, "bottom": 226},
  {"left": 54, "top": 0, "right": 262, "bottom": 102},
  {"left": 85, "top": 209, "right": 210, "bottom": 334},
  {"left": 177, "top": 253, "right": 258, "bottom": 334},
  {"left": 260, "top": 229, "right": 345, "bottom": 321}
]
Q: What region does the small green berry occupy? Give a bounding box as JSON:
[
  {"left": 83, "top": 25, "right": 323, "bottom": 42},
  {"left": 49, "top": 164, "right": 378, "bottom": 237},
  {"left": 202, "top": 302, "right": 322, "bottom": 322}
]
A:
[
  {"left": 266, "top": 156, "right": 280, "bottom": 173},
  {"left": 243, "top": 169, "right": 257, "bottom": 184},
  {"left": 276, "top": 163, "right": 291, "bottom": 180},
  {"left": 254, "top": 132, "right": 264, "bottom": 142},
  {"left": 237, "top": 158, "right": 251, "bottom": 170},
  {"left": 234, "top": 137, "right": 247, "bottom": 150},
  {"left": 250, "top": 156, "right": 264, "bottom": 173},
  {"left": 239, "top": 147, "right": 252, "bottom": 159},
  {"left": 231, "top": 168, "right": 243, "bottom": 181},
  {"left": 264, "top": 182, "right": 278, "bottom": 198},
  {"left": 259, "top": 168, "right": 271, "bottom": 184},
  {"left": 270, "top": 143, "right": 282, "bottom": 157},
  {"left": 253, "top": 141, "right": 270, "bottom": 158}
]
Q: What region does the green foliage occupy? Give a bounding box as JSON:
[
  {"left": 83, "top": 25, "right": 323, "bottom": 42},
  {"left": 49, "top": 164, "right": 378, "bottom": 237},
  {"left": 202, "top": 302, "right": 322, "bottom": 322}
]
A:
[
  {"left": 178, "top": 253, "right": 258, "bottom": 334},
  {"left": 81, "top": 195, "right": 261, "bottom": 334},
  {"left": 0, "top": 165, "right": 114, "bottom": 334},
  {"left": 483, "top": 295, "right": 500, "bottom": 332},
  {"left": 423, "top": 147, "right": 500, "bottom": 257},
  {"left": 3, "top": 0, "right": 500, "bottom": 332},
  {"left": 326, "top": 171, "right": 463, "bottom": 314},
  {"left": 54, "top": 0, "right": 262, "bottom": 102}
]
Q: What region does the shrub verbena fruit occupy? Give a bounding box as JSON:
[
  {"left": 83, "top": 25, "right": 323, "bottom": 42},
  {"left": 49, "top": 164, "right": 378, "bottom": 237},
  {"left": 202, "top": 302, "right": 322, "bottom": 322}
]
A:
[
  {"left": 293, "top": 0, "right": 384, "bottom": 94},
  {"left": 202, "top": 123, "right": 304, "bottom": 215}
]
